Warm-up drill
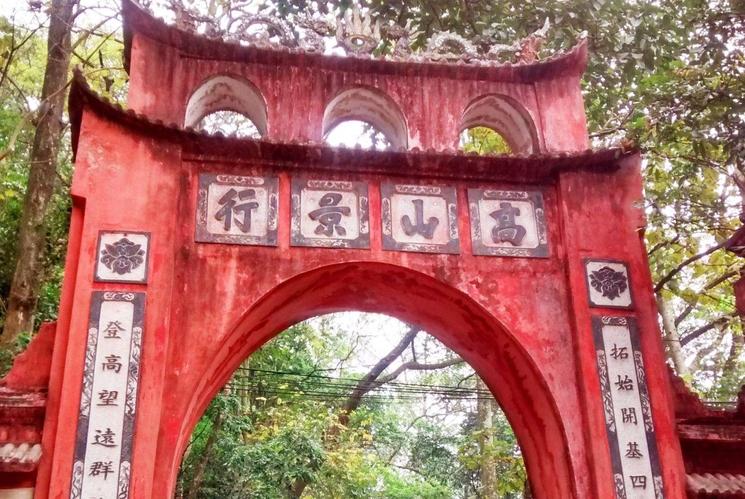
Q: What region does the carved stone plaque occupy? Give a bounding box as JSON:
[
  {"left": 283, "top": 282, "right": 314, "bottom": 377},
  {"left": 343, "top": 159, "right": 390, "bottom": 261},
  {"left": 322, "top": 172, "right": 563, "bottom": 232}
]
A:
[
  {"left": 381, "top": 183, "right": 459, "bottom": 254},
  {"left": 195, "top": 174, "right": 278, "bottom": 246},
  {"left": 94, "top": 231, "right": 150, "bottom": 284},
  {"left": 468, "top": 189, "right": 548, "bottom": 257},
  {"left": 593, "top": 316, "right": 664, "bottom": 499},
  {"left": 585, "top": 259, "right": 633, "bottom": 309},
  {"left": 70, "top": 291, "right": 145, "bottom": 499},
  {"left": 291, "top": 178, "right": 369, "bottom": 248}
]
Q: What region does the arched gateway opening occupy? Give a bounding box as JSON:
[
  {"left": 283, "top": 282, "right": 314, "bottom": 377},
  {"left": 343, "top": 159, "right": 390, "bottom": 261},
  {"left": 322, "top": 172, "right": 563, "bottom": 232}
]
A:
[
  {"left": 168, "top": 263, "right": 574, "bottom": 499},
  {"left": 176, "top": 312, "right": 528, "bottom": 497}
]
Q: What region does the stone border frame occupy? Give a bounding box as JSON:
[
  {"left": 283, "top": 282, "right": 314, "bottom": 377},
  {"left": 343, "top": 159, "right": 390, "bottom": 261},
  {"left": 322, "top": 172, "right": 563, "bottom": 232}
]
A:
[
  {"left": 94, "top": 230, "right": 151, "bottom": 285},
  {"left": 70, "top": 291, "right": 145, "bottom": 499},
  {"left": 195, "top": 173, "right": 279, "bottom": 246},
  {"left": 380, "top": 183, "right": 460, "bottom": 255},
  {"left": 591, "top": 315, "right": 665, "bottom": 499},
  {"left": 584, "top": 258, "right": 635, "bottom": 310},
  {"left": 467, "top": 189, "right": 548, "bottom": 258},
  {"left": 290, "top": 178, "right": 370, "bottom": 249}
]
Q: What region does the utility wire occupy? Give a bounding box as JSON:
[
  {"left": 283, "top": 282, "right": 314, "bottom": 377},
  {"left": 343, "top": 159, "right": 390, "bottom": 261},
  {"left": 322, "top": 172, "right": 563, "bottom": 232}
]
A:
[
  {"left": 226, "top": 367, "right": 497, "bottom": 403},
  {"left": 233, "top": 367, "right": 488, "bottom": 393}
]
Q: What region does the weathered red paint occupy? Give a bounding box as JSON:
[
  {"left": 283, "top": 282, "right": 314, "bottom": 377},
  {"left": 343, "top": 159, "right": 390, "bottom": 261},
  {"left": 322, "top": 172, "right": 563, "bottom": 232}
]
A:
[
  {"left": 2, "top": 323, "right": 55, "bottom": 391},
  {"left": 2, "top": 1, "right": 699, "bottom": 497}
]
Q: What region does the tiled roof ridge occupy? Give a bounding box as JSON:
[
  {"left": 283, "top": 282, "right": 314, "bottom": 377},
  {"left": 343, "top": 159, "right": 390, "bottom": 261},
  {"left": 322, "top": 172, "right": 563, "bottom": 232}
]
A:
[
  {"left": 688, "top": 473, "right": 745, "bottom": 497},
  {"left": 121, "top": 0, "right": 589, "bottom": 83}
]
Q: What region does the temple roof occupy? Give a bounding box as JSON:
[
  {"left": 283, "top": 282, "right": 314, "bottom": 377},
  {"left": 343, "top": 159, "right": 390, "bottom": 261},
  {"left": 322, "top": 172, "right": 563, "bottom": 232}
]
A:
[
  {"left": 69, "top": 69, "right": 635, "bottom": 183},
  {"left": 688, "top": 473, "right": 745, "bottom": 498},
  {"left": 122, "top": 0, "right": 589, "bottom": 84}
]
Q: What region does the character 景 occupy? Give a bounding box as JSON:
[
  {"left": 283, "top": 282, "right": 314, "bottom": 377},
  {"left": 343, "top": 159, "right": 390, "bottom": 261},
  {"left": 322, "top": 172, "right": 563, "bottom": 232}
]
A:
[{"left": 309, "top": 192, "right": 351, "bottom": 236}]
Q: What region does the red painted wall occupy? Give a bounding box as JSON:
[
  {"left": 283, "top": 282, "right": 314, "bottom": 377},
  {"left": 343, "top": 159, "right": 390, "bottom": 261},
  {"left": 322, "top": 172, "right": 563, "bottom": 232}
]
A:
[
  {"left": 33, "top": 106, "right": 687, "bottom": 498},
  {"left": 126, "top": 34, "right": 587, "bottom": 152}
]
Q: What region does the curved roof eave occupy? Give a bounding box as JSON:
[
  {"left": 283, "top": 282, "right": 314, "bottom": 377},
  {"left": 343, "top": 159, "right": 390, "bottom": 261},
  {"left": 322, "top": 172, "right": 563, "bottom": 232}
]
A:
[
  {"left": 69, "top": 69, "right": 634, "bottom": 183},
  {"left": 121, "top": 0, "right": 588, "bottom": 84}
]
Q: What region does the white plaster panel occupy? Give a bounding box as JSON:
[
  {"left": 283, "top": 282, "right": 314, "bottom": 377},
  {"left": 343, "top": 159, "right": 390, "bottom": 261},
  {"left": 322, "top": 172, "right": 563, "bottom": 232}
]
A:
[
  {"left": 79, "top": 300, "right": 134, "bottom": 498},
  {"left": 206, "top": 183, "right": 270, "bottom": 238},
  {"left": 299, "top": 188, "right": 360, "bottom": 240},
  {"left": 602, "top": 324, "right": 655, "bottom": 499},
  {"left": 477, "top": 199, "right": 539, "bottom": 249},
  {"left": 586, "top": 260, "right": 632, "bottom": 308},
  {"left": 390, "top": 193, "right": 450, "bottom": 245},
  {"left": 95, "top": 232, "right": 149, "bottom": 283}
]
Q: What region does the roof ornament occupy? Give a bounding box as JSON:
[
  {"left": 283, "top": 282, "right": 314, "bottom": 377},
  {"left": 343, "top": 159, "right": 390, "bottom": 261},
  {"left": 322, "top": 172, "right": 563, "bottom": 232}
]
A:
[
  {"left": 382, "top": 21, "right": 415, "bottom": 58},
  {"left": 297, "top": 16, "right": 335, "bottom": 53},
  {"left": 423, "top": 31, "right": 479, "bottom": 63},
  {"left": 485, "top": 18, "right": 551, "bottom": 63},
  {"left": 157, "top": 2, "right": 559, "bottom": 66},
  {"left": 335, "top": 5, "right": 381, "bottom": 55},
  {"left": 168, "top": 0, "right": 220, "bottom": 37},
  {"left": 231, "top": 15, "right": 297, "bottom": 48}
]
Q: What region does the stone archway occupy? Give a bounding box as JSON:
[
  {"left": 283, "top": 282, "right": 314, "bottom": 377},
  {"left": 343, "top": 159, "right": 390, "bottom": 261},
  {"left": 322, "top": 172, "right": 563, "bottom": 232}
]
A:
[{"left": 164, "top": 262, "right": 577, "bottom": 499}]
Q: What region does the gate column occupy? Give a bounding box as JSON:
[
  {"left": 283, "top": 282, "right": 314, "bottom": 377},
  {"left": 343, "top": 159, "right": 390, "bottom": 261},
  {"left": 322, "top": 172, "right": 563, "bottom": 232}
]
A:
[{"left": 558, "top": 155, "right": 687, "bottom": 498}]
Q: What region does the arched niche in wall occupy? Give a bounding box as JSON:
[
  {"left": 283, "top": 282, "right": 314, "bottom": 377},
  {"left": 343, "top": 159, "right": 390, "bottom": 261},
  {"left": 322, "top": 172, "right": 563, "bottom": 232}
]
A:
[
  {"left": 460, "top": 94, "right": 539, "bottom": 154},
  {"left": 322, "top": 87, "right": 408, "bottom": 150},
  {"left": 184, "top": 75, "right": 268, "bottom": 138}
]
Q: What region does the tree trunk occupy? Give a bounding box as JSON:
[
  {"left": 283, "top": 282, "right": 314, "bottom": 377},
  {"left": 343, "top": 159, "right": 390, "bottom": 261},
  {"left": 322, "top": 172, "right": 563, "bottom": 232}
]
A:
[
  {"left": 721, "top": 331, "right": 743, "bottom": 383},
  {"left": 657, "top": 294, "right": 688, "bottom": 376},
  {"left": 185, "top": 413, "right": 223, "bottom": 499},
  {"left": 476, "top": 378, "right": 497, "bottom": 498},
  {"left": 1, "top": 0, "right": 78, "bottom": 347}
]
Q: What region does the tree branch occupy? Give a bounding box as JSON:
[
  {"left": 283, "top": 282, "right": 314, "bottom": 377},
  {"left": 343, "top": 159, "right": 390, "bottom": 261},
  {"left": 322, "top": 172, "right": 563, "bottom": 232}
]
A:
[
  {"left": 647, "top": 235, "right": 680, "bottom": 257},
  {"left": 680, "top": 315, "right": 734, "bottom": 347},
  {"left": 674, "top": 270, "right": 738, "bottom": 326},
  {"left": 375, "top": 357, "right": 465, "bottom": 385},
  {"left": 340, "top": 325, "right": 419, "bottom": 416},
  {"left": 654, "top": 239, "right": 728, "bottom": 293}
]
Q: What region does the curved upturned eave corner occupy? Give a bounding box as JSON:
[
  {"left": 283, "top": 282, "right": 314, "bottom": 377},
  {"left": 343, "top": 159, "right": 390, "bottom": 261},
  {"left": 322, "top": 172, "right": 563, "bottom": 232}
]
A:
[
  {"left": 68, "top": 69, "right": 634, "bottom": 182},
  {"left": 121, "top": 0, "right": 588, "bottom": 83}
]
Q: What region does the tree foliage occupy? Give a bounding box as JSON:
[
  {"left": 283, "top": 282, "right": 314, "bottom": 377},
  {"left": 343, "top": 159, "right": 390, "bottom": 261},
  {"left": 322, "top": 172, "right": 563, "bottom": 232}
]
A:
[{"left": 175, "top": 317, "right": 525, "bottom": 498}]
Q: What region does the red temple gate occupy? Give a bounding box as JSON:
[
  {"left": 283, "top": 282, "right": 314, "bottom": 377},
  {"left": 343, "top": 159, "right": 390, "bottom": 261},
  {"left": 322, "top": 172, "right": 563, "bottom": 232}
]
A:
[{"left": 11, "top": 0, "right": 745, "bottom": 497}]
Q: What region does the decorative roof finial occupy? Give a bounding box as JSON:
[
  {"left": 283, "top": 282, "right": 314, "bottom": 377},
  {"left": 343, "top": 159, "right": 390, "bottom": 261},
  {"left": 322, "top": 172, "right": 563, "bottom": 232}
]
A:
[
  {"left": 383, "top": 21, "right": 414, "bottom": 58},
  {"left": 335, "top": 5, "right": 382, "bottom": 55},
  {"left": 485, "top": 18, "right": 551, "bottom": 63}
]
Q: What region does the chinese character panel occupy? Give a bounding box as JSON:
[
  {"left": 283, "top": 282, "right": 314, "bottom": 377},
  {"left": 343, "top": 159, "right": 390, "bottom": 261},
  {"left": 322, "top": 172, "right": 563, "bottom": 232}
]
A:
[
  {"left": 196, "top": 174, "right": 278, "bottom": 246},
  {"left": 381, "top": 183, "right": 459, "bottom": 254},
  {"left": 291, "top": 179, "right": 370, "bottom": 248},
  {"left": 94, "top": 231, "right": 150, "bottom": 284},
  {"left": 585, "top": 260, "right": 633, "bottom": 309},
  {"left": 593, "top": 316, "right": 664, "bottom": 499},
  {"left": 70, "top": 291, "right": 144, "bottom": 499},
  {"left": 468, "top": 189, "right": 548, "bottom": 258}
]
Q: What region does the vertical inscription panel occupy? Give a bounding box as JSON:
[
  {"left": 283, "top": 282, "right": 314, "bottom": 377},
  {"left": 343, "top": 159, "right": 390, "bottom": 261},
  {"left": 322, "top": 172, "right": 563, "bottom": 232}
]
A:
[
  {"left": 593, "top": 316, "right": 664, "bottom": 499},
  {"left": 70, "top": 292, "right": 145, "bottom": 499}
]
